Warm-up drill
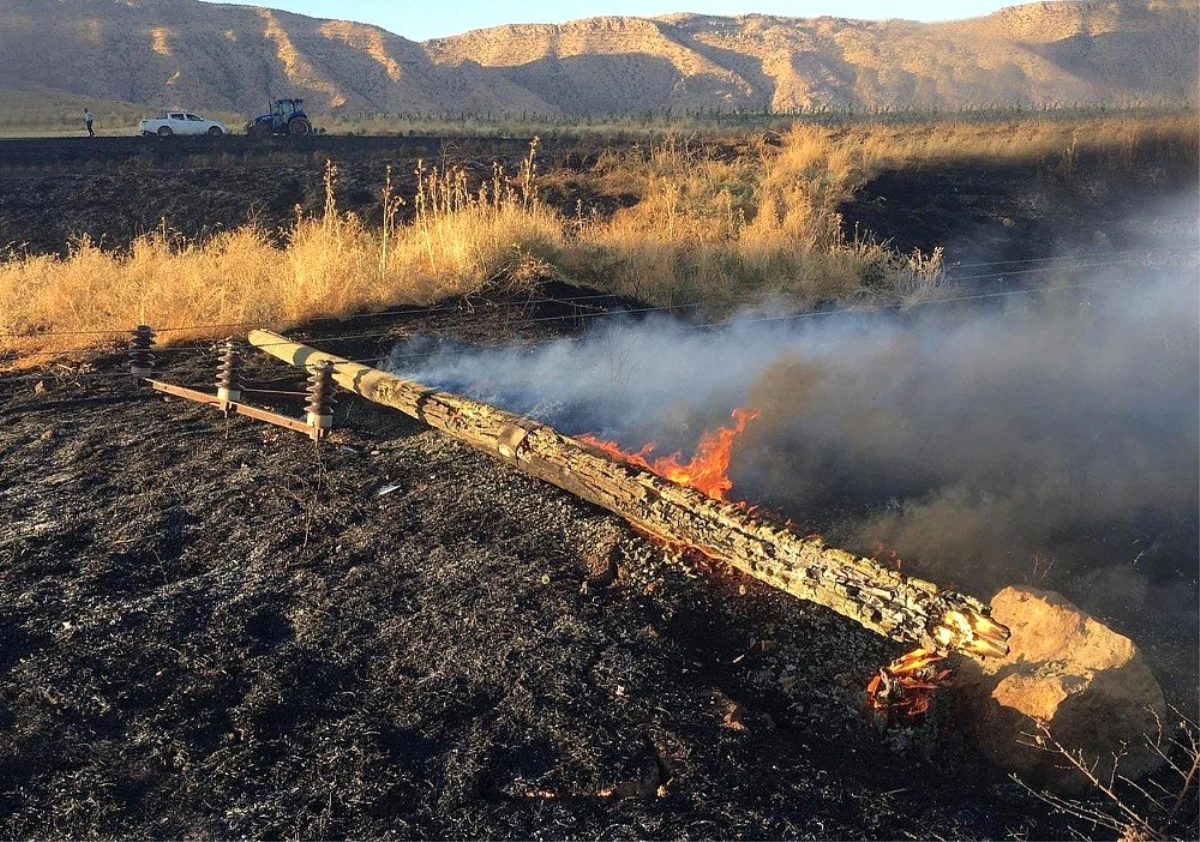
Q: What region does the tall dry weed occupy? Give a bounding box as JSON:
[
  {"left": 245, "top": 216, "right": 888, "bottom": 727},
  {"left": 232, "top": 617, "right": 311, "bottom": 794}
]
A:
[
  {"left": 574, "top": 123, "right": 932, "bottom": 310},
  {"left": 0, "top": 149, "right": 565, "bottom": 362}
]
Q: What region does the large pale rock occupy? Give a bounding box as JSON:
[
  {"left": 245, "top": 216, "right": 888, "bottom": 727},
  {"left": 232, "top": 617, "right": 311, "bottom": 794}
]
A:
[{"left": 954, "top": 586, "right": 1166, "bottom": 793}]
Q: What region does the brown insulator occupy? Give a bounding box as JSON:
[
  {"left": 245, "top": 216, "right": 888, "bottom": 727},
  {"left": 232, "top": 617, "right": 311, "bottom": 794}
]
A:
[
  {"left": 215, "top": 338, "right": 244, "bottom": 403},
  {"left": 129, "top": 325, "right": 156, "bottom": 378},
  {"left": 304, "top": 360, "right": 335, "bottom": 437}
]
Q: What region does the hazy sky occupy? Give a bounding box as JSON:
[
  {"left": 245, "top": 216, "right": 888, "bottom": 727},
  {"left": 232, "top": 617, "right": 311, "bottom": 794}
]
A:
[{"left": 198, "top": 1, "right": 1017, "bottom": 41}]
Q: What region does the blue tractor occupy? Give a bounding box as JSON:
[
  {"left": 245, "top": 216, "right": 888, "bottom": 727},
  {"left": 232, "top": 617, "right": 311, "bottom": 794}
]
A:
[{"left": 247, "top": 98, "right": 313, "bottom": 137}]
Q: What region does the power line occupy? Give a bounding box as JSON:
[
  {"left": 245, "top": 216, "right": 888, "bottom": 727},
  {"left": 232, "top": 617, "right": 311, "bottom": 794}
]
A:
[
  {"left": 315, "top": 273, "right": 1180, "bottom": 367},
  {"left": 4, "top": 244, "right": 1192, "bottom": 343},
  {"left": 0, "top": 290, "right": 640, "bottom": 341},
  {"left": 946, "top": 254, "right": 1194, "bottom": 283},
  {"left": 949, "top": 247, "right": 1187, "bottom": 270},
  {"left": 3, "top": 248, "right": 1194, "bottom": 365},
  {"left": 0, "top": 270, "right": 1175, "bottom": 388}
]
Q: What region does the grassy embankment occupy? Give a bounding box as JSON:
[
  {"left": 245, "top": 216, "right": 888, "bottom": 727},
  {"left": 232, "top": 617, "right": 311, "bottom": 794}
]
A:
[{"left": 0, "top": 113, "right": 1195, "bottom": 366}]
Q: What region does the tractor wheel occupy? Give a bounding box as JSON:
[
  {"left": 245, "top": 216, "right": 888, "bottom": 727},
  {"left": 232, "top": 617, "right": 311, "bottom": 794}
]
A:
[
  {"left": 157, "top": 126, "right": 173, "bottom": 138},
  {"left": 207, "top": 126, "right": 224, "bottom": 136},
  {"left": 288, "top": 118, "right": 312, "bottom": 137},
  {"left": 252, "top": 121, "right": 273, "bottom": 139}
]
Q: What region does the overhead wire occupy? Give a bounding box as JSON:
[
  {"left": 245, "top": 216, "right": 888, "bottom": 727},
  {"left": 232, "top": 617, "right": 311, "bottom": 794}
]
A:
[
  {"left": 2, "top": 246, "right": 1195, "bottom": 377},
  {"left": 0, "top": 290, "right": 662, "bottom": 341},
  {"left": 3, "top": 244, "right": 1193, "bottom": 344},
  {"left": 948, "top": 246, "right": 1194, "bottom": 270}
]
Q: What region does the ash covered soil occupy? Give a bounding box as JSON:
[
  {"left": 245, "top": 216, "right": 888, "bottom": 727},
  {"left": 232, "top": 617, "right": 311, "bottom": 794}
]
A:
[{"left": 1, "top": 301, "right": 1066, "bottom": 840}]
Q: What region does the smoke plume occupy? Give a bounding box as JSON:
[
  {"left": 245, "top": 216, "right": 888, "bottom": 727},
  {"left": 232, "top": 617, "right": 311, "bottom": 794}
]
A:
[{"left": 385, "top": 258, "right": 1199, "bottom": 680}]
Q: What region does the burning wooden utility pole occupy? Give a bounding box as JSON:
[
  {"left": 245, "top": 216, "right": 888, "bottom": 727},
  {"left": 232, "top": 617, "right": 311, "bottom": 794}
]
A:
[{"left": 249, "top": 330, "right": 1010, "bottom": 660}]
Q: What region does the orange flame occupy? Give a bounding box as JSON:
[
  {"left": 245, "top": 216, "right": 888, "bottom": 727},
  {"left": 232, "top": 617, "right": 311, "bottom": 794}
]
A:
[
  {"left": 866, "top": 647, "right": 953, "bottom": 722},
  {"left": 579, "top": 408, "right": 760, "bottom": 502}
]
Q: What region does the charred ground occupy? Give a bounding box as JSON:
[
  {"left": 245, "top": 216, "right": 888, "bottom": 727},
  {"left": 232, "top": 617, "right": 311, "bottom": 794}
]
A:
[
  {"left": 1, "top": 135, "right": 1197, "bottom": 839},
  {"left": 1, "top": 303, "right": 1064, "bottom": 840}
]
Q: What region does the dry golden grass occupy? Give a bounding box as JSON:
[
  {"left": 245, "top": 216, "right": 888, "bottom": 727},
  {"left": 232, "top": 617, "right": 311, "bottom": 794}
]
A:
[
  {"left": 0, "top": 158, "right": 564, "bottom": 365},
  {"left": 1, "top": 113, "right": 1194, "bottom": 367},
  {"left": 568, "top": 123, "right": 936, "bottom": 309}
]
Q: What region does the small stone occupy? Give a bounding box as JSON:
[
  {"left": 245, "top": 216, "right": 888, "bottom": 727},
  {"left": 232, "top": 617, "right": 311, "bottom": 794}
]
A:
[{"left": 33, "top": 380, "right": 46, "bottom": 395}]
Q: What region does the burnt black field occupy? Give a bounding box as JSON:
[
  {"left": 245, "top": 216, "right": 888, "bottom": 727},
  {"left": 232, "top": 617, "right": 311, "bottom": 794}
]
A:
[{"left": 0, "top": 132, "right": 1197, "bottom": 839}]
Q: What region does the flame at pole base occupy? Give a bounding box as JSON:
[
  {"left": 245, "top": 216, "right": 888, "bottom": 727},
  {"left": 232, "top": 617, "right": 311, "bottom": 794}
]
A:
[
  {"left": 866, "top": 648, "right": 954, "bottom": 724},
  {"left": 581, "top": 413, "right": 998, "bottom": 708},
  {"left": 579, "top": 408, "right": 760, "bottom": 503}
]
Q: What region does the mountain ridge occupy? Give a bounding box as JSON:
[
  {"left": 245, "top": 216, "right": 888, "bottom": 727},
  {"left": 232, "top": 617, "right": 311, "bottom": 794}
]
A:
[{"left": 0, "top": 0, "right": 1194, "bottom": 116}]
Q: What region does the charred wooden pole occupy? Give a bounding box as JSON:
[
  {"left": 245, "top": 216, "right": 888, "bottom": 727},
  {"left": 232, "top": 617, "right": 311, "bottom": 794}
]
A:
[{"left": 248, "top": 329, "right": 1010, "bottom": 660}]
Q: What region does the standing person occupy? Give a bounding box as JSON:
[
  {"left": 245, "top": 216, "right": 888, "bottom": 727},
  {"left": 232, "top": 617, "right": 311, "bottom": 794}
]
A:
[{"left": 84, "top": 109, "right": 94, "bottom": 137}]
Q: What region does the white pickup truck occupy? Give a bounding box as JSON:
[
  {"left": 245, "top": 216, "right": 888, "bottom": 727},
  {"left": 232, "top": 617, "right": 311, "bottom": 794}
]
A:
[{"left": 139, "top": 111, "right": 229, "bottom": 137}]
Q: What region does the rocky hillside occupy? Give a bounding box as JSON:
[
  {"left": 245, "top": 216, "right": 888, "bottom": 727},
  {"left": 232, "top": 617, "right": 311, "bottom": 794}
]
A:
[
  {"left": 0, "top": 0, "right": 1195, "bottom": 116},
  {"left": 0, "top": 0, "right": 548, "bottom": 117}
]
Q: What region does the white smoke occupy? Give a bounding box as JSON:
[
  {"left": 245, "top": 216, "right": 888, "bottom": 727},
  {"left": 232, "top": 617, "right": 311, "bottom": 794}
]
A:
[{"left": 385, "top": 257, "right": 1199, "bottom": 685}]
